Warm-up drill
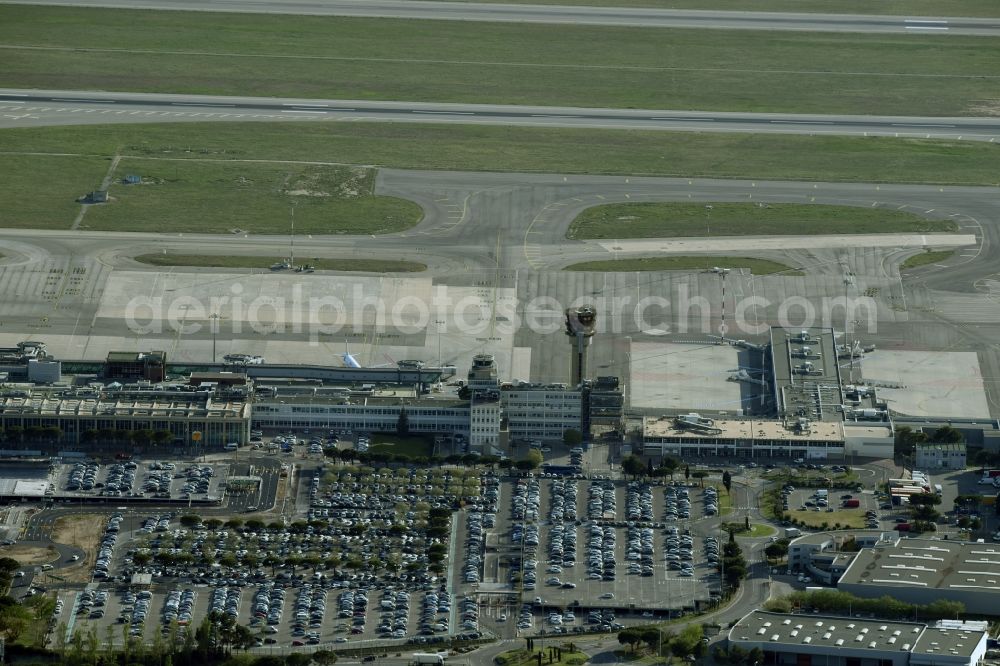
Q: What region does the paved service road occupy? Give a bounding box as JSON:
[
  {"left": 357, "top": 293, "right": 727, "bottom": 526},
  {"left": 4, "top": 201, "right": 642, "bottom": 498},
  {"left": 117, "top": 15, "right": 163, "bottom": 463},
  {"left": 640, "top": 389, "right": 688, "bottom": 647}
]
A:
[
  {"left": 2, "top": 90, "right": 999, "bottom": 141},
  {"left": 4, "top": 0, "right": 999, "bottom": 35}
]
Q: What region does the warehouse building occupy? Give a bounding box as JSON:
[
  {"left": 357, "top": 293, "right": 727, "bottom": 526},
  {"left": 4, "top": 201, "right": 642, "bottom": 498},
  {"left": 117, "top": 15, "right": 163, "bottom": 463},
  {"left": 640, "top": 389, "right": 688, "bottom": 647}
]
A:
[
  {"left": 728, "top": 610, "right": 988, "bottom": 666},
  {"left": 838, "top": 538, "right": 1000, "bottom": 616}
]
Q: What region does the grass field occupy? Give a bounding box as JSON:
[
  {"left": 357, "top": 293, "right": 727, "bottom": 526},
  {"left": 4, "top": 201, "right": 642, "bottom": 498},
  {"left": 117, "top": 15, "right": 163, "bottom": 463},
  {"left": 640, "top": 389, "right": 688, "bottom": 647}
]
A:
[
  {"left": 564, "top": 256, "right": 800, "bottom": 274},
  {"left": 567, "top": 202, "right": 957, "bottom": 239},
  {"left": 900, "top": 249, "right": 955, "bottom": 270},
  {"left": 80, "top": 160, "right": 421, "bottom": 234},
  {"left": 0, "top": 154, "right": 110, "bottom": 230},
  {"left": 369, "top": 434, "right": 434, "bottom": 459},
  {"left": 743, "top": 523, "right": 777, "bottom": 538},
  {"left": 133, "top": 254, "right": 426, "bottom": 273},
  {"left": 438, "top": 0, "right": 1000, "bottom": 16},
  {"left": 2, "top": 124, "right": 999, "bottom": 189},
  {"left": 787, "top": 508, "right": 866, "bottom": 529},
  {"left": 2, "top": 6, "right": 997, "bottom": 116}
]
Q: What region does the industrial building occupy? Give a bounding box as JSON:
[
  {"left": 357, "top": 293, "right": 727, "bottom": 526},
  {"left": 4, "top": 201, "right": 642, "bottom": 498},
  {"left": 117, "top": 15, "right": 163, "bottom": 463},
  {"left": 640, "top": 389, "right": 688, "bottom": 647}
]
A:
[
  {"left": 728, "top": 610, "right": 988, "bottom": 666},
  {"left": 914, "top": 442, "right": 967, "bottom": 471},
  {"left": 838, "top": 538, "right": 1000, "bottom": 616}
]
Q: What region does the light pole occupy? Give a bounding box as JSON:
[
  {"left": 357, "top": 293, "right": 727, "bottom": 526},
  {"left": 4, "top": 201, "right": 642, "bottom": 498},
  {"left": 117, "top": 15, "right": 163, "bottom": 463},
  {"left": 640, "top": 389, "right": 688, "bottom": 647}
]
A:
[
  {"left": 209, "top": 313, "right": 221, "bottom": 363},
  {"left": 433, "top": 319, "right": 445, "bottom": 366}
]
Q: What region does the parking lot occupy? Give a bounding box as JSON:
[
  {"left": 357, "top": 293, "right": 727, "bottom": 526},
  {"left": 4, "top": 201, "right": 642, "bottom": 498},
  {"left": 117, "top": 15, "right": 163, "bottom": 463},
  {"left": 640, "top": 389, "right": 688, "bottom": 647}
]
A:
[
  {"left": 42, "top": 462, "right": 507, "bottom": 651},
  {"left": 34, "top": 457, "right": 744, "bottom": 650},
  {"left": 480, "top": 475, "right": 719, "bottom": 634},
  {"left": 52, "top": 461, "right": 229, "bottom": 502}
]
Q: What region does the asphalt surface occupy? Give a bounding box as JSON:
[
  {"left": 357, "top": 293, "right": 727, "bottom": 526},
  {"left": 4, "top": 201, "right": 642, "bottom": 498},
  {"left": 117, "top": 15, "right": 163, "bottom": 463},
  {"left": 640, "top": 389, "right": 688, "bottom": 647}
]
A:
[
  {"left": 4, "top": 0, "right": 999, "bottom": 35},
  {"left": 2, "top": 90, "right": 998, "bottom": 140},
  {"left": 1, "top": 170, "right": 999, "bottom": 412}
]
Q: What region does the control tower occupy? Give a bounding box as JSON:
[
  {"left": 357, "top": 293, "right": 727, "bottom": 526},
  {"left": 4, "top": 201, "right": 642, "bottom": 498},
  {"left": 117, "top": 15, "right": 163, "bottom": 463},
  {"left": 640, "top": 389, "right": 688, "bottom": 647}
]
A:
[{"left": 564, "top": 306, "right": 597, "bottom": 387}]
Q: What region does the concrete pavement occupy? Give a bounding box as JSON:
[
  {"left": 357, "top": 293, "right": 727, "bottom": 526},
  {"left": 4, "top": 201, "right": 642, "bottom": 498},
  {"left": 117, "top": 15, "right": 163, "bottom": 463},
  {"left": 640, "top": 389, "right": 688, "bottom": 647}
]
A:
[
  {"left": 3, "top": 0, "right": 999, "bottom": 35},
  {"left": 3, "top": 90, "right": 999, "bottom": 140}
]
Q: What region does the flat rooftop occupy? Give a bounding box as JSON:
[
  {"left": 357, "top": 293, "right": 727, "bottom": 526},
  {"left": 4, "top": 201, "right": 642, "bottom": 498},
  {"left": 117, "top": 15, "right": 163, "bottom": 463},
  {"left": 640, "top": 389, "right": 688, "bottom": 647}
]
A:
[
  {"left": 861, "top": 351, "right": 990, "bottom": 419},
  {"left": 643, "top": 416, "right": 844, "bottom": 442},
  {"left": 770, "top": 327, "right": 843, "bottom": 422},
  {"left": 629, "top": 342, "right": 743, "bottom": 415},
  {"left": 731, "top": 610, "right": 986, "bottom": 658},
  {"left": 0, "top": 386, "right": 248, "bottom": 419},
  {"left": 731, "top": 610, "right": 931, "bottom": 653},
  {"left": 839, "top": 539, "right": 1000, "bottom": 593}
]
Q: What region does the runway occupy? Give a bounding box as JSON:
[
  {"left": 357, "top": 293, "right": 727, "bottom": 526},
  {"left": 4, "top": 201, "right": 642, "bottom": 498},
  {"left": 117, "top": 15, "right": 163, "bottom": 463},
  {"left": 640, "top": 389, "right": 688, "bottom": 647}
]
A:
[
  {"left": 4, "top": 0, "right": 999, "bottom": 35},
  {"left": 3, "top": 90, "right": 998, "bottom": 141}
]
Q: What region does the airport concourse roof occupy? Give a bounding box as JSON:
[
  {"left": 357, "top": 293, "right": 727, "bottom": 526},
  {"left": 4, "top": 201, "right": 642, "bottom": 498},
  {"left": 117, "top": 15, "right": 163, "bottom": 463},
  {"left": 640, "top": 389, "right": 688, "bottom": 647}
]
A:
[
  {"left": 770, "top": 327, "right": 844, "bottom": 422},
  {"left": 731, "top": 610, "right": 927, "bottom": 652},
  {"left": 839, "top": 538, "right": 1000, "bottom": 594},
  {"left": 260, "top": 392, "right": 468, "bottom": 409},
  {"left": 0, "top": 389, "right": 248, "bottom": 419},
  {"left": 643, "top": 417, "right": 844, "bottom": 442}
]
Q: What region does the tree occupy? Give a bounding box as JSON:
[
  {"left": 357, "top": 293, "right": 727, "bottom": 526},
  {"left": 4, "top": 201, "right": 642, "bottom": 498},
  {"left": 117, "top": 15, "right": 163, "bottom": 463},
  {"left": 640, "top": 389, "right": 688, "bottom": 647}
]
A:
[
  {"left": 894, "top": 426, "right": 928, "bottom": 457},
  {"left": 130, "top": 429, "right": 152, "bottom": 446},
  {"left": 692, "top": 470, "right": 709, "bottom": 487},
  {"left": 81, "top": 429, "right": 99, "bottom": 444},
  {"left": 658, "top": 456, "right": 680, "bottom": 480},
  {"left": 563, "top": 428, "right": 583, "bottom": 447},
  {"left": 764, "top": 542, "right": 788, "bottom": 561},
  {"left": 179, "top": 514, "right": 202, "bottom": 528},
  {"left": 621, "top": 455, "right": 645, "bottom": 479},
  {"left": 685, "top": 465, "right": 690, "bottom": 480},
  {"left": 5, "top": 426, "right": 23, "bottom": 446},
  {"left": 618, "top": 628, "right": 641, "bottom": 652},
  {"left": 930, "top": 425, "right": 964, "bottom": 444},
  {"left": 396, "top": 409, "right": 410, "bottom": 436},
  {"left": 152, "top": 429, "right": 173, "bottom": 446},
  {"left": 722, "top": 471, "right": 732, "bottom": 494},
  {"left": 516, "top": 449, "right": 543, "bottom": 471},
  {"left": 313, "top": 650, "right": 338, "bottom": 665}
]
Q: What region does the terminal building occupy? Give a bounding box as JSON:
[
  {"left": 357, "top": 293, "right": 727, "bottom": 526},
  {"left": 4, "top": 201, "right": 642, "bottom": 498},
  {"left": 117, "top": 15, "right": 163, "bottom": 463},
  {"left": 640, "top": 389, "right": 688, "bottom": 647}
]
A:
[
  {"left": 728, "top": 610, "right": 988, "bottom": 666},
  {"left": 0, "top": 383, "right": 250, "bottom": 447}
]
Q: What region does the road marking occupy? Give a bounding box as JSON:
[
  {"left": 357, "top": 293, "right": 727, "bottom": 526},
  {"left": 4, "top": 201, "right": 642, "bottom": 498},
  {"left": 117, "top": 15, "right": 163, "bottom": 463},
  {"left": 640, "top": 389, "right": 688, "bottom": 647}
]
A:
[
  {"left": 172, "top": 102, "right": 235, "bottom": 107},
  {"left": 891, "top": 123, "right": 955, "bottom": 128},
  {"left": 530, "top": 114, "right": 575, "bottom": 118},
  {"left": 52, "top": 98, "right": 101, "bottom": 102},
  {"left": 769, "top": 120, "right": 834, "bottom": 125},
  {"left": 651, "top": 116, "right": 715, "bottom": 121},
  {"left": 412, "top": 110, "right": 474, "bottom": 115},
  {"left": 281, "top": 110, "right": 326, "bottom": 114}
]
